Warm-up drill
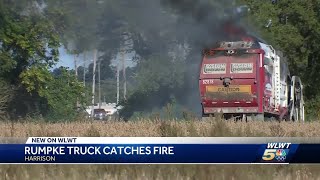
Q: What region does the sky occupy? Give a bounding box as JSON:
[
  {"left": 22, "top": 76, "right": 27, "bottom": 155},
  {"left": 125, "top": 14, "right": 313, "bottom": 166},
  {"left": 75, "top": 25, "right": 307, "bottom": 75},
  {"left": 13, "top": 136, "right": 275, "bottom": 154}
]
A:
[
  {"left": 53, "top": 47, "right": 136, "bottom": 70},
  {"left": 53, "top": 47, "right": 74, "bottom": 69}
]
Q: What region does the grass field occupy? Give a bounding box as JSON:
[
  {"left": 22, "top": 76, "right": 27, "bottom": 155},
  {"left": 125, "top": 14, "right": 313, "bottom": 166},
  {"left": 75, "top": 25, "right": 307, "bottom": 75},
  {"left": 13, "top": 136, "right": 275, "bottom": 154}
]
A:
[{"left": 1, "top": 119, "right": 320, "bottom": 180}]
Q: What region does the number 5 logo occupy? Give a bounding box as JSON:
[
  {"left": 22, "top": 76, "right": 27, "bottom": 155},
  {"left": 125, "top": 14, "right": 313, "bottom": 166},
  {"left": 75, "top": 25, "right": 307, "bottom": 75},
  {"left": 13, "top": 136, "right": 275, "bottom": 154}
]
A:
[{"left": 262, "top": 149, "right": 276, "bottom": 161}]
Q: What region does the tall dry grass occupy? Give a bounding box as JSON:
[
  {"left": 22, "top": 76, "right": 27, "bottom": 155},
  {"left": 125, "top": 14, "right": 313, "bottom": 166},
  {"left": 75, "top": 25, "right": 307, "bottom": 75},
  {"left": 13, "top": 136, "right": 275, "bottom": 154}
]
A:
[
  {"left": 3, "top": 119, "right": 320, "bottom": 137},
  {"left": 1, "top": 118, "right": 320, "bottom": 180}
]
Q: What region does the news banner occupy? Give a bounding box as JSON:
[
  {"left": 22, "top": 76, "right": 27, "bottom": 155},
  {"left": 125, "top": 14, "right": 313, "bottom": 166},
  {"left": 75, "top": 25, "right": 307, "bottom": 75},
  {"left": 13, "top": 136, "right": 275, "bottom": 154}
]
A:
[{"left": 0, "top": 137, "right": 319, "bottom": 164}]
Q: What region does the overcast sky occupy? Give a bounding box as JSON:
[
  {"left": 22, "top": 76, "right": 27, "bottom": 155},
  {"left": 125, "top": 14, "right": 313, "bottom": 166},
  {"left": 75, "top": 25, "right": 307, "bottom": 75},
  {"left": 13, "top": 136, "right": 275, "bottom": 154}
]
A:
[
  {"left": 53, "top": 47, "right": 74, "bottom": 69},
  {"left": 53, "top": 47, "right": 136, "bottom": 70}
]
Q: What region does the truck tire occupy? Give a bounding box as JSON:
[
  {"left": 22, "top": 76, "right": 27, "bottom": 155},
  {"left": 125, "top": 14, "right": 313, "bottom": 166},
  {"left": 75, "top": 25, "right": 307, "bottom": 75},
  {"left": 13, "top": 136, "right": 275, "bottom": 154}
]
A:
[{"left": 201, "top": 106, "right": 209, "bottom": 118}]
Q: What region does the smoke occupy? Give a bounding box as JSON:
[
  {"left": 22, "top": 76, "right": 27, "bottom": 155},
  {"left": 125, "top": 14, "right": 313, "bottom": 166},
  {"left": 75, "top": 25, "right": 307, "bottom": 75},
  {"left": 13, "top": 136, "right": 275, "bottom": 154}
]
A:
[
  {"left": 62, "top": 0, "right": 254, "bottom": 118},
  {"left": 115, "top": 0, "right": 254, "bottom": 118},
  {"left": 155, "top": 0, "right": 253, "bottom": 116},
  {"left": 160, "top": 0, "right": 252, "bottom": 48}
]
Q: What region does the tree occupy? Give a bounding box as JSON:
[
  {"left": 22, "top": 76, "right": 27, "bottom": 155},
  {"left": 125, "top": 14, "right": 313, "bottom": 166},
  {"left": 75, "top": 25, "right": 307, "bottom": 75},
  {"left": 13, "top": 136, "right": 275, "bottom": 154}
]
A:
[
  {"left": 0, "top": 79, "right": 12, "bottom": 118},
  {"left": 0, "top": 1, "right": 91, "bottom": 120},
  {"left": 237, "top": 0, "right": 320, "bottom": 119},
  {"left": 0, "top": 0, "right": 64, "bottom": 118},
  {"left": 44, "top": 67, "right": 86, "bottom": 120},
  {"left": 0, "top": 1, "right": 60, "bottom": 83},
  {"left": 119, "top": 54, "right": 186, "bottom": 119}
]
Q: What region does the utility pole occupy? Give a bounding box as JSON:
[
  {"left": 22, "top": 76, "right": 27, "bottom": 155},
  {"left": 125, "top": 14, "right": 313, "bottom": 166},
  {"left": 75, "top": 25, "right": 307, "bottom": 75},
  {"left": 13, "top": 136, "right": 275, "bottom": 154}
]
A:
[
  {"left": 98, "top": 60, "right": 101, "bottom": 109},
  {"left": 116, "top": 52, "right": 120, "bottom": 104},
  {"left": 74, "top": 54, "right": 78, "bottom": 77},
  {"left": 91, "top": 49, "right": 97, "bottom": 119},
  {"left": 74, "top": 53, "right": 79, "bottom": 109},
  {"left": 122, "top": 49, "right": 127, "bottom": 100},
  {"left": 83, "top": 52, "right": 86, "bottom": 87}
]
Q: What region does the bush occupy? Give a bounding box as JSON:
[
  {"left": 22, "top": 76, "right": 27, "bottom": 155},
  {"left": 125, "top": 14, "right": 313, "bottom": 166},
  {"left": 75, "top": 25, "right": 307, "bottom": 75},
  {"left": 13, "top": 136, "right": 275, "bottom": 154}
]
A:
[
  {"left": 304, "top": 96, "right": 320, "bottom": 121},
  {"left": 0, "top": 79, "right": 12, "bottom": 119}
]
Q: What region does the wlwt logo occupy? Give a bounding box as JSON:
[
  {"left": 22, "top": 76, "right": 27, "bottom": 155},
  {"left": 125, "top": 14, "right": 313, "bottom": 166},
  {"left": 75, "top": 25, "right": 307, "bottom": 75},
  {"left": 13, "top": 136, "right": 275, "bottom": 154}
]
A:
[
  {"left": 275, "top": 149, "right": 287, "bottom": 161},
  {"left": 261, "top": 143, "right": 291, "bottom": 162}
]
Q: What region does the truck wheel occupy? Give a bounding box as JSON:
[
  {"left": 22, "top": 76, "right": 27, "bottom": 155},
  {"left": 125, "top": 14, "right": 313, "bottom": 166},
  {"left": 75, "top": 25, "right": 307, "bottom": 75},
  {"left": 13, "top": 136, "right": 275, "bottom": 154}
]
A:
[{"left": 201, "top": 107, "right": 209, "bottom": 118}]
